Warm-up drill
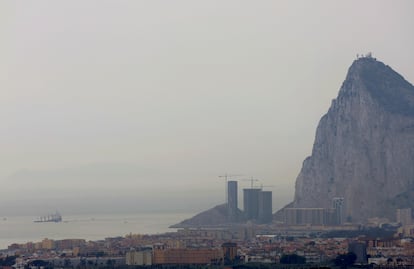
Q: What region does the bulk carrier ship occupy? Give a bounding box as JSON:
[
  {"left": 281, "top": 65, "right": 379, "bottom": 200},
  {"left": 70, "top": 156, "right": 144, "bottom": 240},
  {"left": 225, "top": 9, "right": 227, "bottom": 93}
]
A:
[{"left": 34, "top": 212, "right": 62, "bottom": 223}]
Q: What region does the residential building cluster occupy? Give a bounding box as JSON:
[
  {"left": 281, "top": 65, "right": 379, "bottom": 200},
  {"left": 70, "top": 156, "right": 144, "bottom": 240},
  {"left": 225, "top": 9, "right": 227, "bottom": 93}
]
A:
[
  {"left": 284, "top": 197, "right": 345, "bottom": 226},
  {"left": 3, "top": 223, "right": 414, "bottom": 268},
  {"left": 1, "top": 202, "right": 414, "bottom": 267}
]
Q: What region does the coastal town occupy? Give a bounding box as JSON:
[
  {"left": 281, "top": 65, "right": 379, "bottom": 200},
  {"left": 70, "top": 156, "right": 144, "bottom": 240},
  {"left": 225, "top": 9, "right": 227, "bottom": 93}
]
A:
[
  {"left": 2, "top": 223, "right": 414, "bottom": 268},
  {"left": 2, "top": 179, "right": 414, "bottom": 268}
]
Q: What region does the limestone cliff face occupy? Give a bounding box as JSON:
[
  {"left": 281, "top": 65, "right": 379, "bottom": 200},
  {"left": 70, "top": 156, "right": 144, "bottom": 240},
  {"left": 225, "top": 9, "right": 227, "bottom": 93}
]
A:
[{"left": 293, "top": 57, "right": 414, "bottom": 222}]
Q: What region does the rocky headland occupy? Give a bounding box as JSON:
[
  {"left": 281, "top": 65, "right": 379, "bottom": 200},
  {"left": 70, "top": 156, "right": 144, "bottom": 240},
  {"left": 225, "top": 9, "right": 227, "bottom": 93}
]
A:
[
  {"left": 176, "top": 56, "right": 414, "bottom": 226},
  {"left": 293, "top": 56, "right": 414, "bottom": 222}
]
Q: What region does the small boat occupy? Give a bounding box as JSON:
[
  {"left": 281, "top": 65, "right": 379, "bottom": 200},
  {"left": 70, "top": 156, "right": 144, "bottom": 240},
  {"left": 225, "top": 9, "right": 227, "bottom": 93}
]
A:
[{"left": 34, "top": 211, "right": 62, "bottom": 223}]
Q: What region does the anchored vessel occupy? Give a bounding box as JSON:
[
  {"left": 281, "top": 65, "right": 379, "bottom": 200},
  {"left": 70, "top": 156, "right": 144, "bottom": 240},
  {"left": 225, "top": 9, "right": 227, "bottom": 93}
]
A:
[{"left": 34, "top": 212, "right": 62, "bottom": 223}]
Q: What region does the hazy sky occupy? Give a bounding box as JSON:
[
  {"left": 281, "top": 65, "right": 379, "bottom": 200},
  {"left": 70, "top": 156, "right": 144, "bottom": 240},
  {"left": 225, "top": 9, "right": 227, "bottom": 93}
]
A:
[{"left": 1, "top": 1, "right": 414, "bottom": 215}]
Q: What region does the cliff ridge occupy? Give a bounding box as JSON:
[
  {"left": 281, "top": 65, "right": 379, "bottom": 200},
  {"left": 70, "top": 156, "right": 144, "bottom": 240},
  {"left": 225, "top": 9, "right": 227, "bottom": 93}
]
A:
[{"left": 293, "top": 56, "right": 414, "bottom": 222}]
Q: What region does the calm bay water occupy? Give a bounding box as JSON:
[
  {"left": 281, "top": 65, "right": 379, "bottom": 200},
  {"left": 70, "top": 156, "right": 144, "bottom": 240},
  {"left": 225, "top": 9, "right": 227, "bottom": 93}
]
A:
[{"left": 0, "top": 212, "right": 193, "bottom": 250}]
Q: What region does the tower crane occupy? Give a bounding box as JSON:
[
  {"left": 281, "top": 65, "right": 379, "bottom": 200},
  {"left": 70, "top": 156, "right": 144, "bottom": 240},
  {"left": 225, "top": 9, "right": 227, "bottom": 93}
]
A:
[
  {"left": 218, "top": 173, "right": 242, "bottom": 183},
  {"left": 241, "top": 177, "right": 259, "bottom": 188},
  {"left": 259, "top": 184, "right": 275, "bottom": 190},
  {"left": 218, "top": 173, "right": 242, "bottom": 202}
]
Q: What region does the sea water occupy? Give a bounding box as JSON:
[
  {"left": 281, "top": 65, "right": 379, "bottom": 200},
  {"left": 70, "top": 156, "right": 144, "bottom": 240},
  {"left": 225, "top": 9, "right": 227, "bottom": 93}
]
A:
[{"left": 0, "top": 212, "right": 193, "bottom": 250}]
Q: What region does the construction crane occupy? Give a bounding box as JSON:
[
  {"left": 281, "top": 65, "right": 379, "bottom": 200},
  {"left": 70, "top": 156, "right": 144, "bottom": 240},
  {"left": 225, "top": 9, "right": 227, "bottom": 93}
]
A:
[
  {"left": 218, "top": 173, "right": 242, "bottom": 203},
  {"left": 219, "top": 173, "right": 242, "bottom": 183},
  {"left": 241, "top": 177, "right": 259, "bottom": 188},
  {"left": 259, "top": 184, "right": 275, "bottom": 190}
]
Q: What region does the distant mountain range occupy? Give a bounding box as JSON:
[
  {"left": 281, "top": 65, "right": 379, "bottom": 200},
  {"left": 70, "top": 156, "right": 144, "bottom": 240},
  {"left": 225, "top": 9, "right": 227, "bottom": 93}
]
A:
[{"left": 0, "top": 163, "right": 221, "bottom": 216}]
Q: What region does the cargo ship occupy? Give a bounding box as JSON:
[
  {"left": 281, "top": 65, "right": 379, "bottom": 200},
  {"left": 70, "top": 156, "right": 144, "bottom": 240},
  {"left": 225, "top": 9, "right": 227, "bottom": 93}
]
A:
[{"left": 34, "top": 212, "right": 62, "bottom": 223}]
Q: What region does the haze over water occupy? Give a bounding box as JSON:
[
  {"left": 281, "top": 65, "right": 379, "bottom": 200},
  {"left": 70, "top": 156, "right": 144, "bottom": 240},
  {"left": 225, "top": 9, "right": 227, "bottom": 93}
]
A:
[
  {"left": 0, "top": 212, "right": 193, "bottom": 250},
  {"left": 1, "top": 1, "right": 414, "bottom": 225}
]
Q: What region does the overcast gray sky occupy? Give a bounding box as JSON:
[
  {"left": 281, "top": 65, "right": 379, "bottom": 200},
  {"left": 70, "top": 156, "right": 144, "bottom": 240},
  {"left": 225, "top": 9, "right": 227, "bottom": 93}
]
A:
[{"left": 1, "top": 1, "right": 414, "bottom": 215}]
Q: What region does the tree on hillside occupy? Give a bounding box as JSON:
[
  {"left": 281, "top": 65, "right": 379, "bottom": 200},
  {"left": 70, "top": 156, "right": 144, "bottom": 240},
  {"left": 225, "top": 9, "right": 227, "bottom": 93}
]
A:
[
  {"left": 333, "top": 252, "right": 357, "bottom": 269},
  {"left": 0, "top": 256, "right": 17, "bottom": 266},
  {"left": 280, "top": 254, "right": 306, "bottom": 264}
]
